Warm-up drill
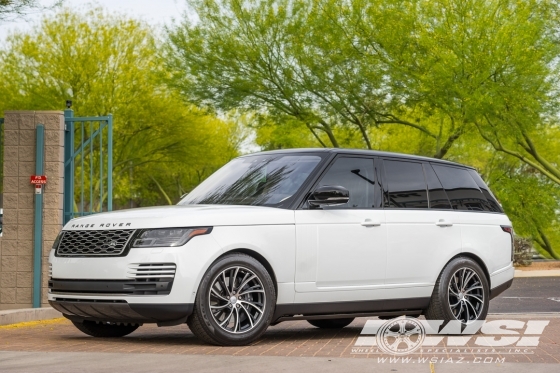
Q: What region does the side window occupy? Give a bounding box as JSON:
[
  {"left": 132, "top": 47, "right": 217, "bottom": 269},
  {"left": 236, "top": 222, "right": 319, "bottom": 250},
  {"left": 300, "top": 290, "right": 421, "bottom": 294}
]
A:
[
  {"left": 468, "top": 170, "right": 503, "bottom": 213},
  {"left": 431, "top": 164, "right": 488, "bottom": 211},
  {"left": 423, "top": 164, "right": 451, "bottom": 209},
  {"left": 316, "top": 157, "right": 375, "bottom": 209},
  {"left": 383, "top": 160, "right": 429, "bottom": 209}
]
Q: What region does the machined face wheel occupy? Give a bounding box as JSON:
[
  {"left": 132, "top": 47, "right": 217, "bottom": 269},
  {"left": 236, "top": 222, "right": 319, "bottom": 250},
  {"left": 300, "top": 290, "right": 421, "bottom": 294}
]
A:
[
  {"left": 448, "top": 267, "right": 485, "bottom": 324},
  {"left": 208, "top": 266, "right": 266, "bottom": 334}
]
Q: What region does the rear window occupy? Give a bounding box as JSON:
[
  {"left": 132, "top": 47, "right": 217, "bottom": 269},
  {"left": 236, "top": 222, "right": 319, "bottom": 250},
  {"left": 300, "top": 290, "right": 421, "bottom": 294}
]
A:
[
  {"left": 383, "top": 160, "right": 429, "bottom": 209},
  {"left": 467, "top": 170, "right": 503, "bottom": 213},
  {"left": 431, "top": 164, "right": 489, "bottom": 211},
  {"left": 423, "top": 164, "right": 452, "bottom": 209}
]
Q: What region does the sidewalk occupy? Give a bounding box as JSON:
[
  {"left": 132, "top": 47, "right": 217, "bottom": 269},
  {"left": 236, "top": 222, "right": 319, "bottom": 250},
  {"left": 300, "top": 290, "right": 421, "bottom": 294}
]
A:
[
  {"left": 515, "top": 269, "right": 560, "bottom": 277},
  {"left": 0, "top": 351, "right": 555, "bottom": 373},
  {"left": 0, "top": 308, "right": 61, "bottom": 326},
  {"left": 515, "top": 261, "right": 560, "bottom": 277}
]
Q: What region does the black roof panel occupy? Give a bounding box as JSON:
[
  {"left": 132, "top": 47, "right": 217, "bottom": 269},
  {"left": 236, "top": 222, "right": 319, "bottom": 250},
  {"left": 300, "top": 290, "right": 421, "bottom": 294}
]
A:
[{"left": 240, "top": 148, "right": 474, "bottom": 169}]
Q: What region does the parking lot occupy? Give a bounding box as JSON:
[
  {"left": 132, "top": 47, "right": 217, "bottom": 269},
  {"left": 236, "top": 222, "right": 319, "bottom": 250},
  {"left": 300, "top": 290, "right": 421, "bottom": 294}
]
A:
[{"left": 0, "top": 278, "right": 559, "bottom": 372}]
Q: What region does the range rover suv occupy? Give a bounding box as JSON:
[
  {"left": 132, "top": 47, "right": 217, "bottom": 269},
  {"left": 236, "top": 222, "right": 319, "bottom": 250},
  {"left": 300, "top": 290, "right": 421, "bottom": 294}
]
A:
[{"left": 49, "top": 149, "right": 514, "bottom": 345}]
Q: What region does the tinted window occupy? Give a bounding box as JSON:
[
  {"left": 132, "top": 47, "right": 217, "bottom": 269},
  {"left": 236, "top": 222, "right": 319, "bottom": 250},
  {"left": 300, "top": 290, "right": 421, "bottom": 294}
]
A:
[
  {"left": 424, "top": 164, "right": 451, "bottom": 209},
  {"left": 383, "top": 160, "right": 428, "bottom": 209},
  {"left": 431, "top": 164, "right": 488, "bottom": 211},
  {"left": 316, "top": 157, "right": 375, "bottom": 209},
  {"left": 468, "top": 170, "right": 503, "bottom": 213},
  {"left": 179, "top": 155, "right": 321, "bottom": 206}
]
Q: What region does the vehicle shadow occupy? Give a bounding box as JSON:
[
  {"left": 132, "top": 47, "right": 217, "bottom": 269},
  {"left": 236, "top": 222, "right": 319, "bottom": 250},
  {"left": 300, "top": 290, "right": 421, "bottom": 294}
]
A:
[{"left": 59, "top": 323, "right": 365, "bottom": 348}]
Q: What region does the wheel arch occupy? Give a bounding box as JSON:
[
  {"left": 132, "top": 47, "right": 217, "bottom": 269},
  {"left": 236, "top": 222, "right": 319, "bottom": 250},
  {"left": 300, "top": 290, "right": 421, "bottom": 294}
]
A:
[
  {"left": 447, "top": 252, "right": 491, "bottom": 287},
  {"left": 215, "top": 248, "right": 279, "bottom": 298}
]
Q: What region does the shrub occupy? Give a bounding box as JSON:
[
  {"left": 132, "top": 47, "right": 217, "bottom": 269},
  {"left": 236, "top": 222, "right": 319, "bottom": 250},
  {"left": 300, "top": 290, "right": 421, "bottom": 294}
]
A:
[{"left": 513, "top": 237, "right": 533, "bottom": 267}]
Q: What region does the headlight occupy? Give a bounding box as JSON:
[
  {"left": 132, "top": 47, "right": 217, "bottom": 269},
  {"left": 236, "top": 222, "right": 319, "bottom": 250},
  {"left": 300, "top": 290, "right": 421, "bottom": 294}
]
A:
[
  {"left": 52, "top": 231, "right": 65, "bottom": 250},
  {"left": 131, "top": 227, "right": 212, "bottom": 248}
]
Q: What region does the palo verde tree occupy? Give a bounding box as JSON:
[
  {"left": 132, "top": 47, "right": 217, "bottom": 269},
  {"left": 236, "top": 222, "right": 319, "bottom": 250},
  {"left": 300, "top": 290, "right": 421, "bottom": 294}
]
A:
[
  {"left": 0, "top": 7, "right": 239, "bottom": 207},
  {"left": 166, "top": 0, "right": 560, "bottom": 168},
  {"left": 165, "top": 0, "right": 560, "bottom": 256}
]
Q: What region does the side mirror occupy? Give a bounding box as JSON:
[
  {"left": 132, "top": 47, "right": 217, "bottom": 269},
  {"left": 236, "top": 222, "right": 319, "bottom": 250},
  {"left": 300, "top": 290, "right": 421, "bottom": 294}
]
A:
[{"left": 308, "top": 185, "right": 350, "bottom": 207}]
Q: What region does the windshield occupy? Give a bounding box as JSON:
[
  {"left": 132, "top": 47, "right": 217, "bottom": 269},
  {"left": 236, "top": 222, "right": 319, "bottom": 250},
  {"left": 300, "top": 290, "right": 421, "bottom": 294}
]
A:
[{"left": 179, "top": 154, "right": 322, "bottom": 207}]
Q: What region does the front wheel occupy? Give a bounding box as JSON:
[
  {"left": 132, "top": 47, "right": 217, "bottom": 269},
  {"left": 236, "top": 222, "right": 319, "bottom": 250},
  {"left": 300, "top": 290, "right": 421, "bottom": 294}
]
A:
[
  {"left": 71, "top": 320, "right": 139, "bottom": 337},
  {"left": 187, "top": 253, "right": 276, "bottom": 346},
  {"left": 307, "top": 318, "right": 354, "bottom": 329},
  {"left": 425, "top": 257, "right": 489, "bottom": 325}
]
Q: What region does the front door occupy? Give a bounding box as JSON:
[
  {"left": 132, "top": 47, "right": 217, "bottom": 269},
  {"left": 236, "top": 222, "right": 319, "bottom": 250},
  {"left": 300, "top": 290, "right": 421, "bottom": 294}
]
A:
[{"left": 294, "top": 156, "right": 387, "bottom": 301}]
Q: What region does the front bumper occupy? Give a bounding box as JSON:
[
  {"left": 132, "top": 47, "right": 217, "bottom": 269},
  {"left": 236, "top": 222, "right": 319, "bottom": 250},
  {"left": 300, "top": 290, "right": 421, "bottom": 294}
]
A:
[
  {"left": 48, "top": 234, "right": 223, "bottom": 326},
  {"left": 48, "top": 278, "right": 174, "bottom": 296},
  {"left": 49, "top": 299, "right": 193, "bottom": 326}
]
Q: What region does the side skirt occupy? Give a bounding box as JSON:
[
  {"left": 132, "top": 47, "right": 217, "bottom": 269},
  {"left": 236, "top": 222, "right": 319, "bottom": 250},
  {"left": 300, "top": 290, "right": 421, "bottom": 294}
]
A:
[{"left": 272, "top": 297, "right": 430, "bottom": 323}]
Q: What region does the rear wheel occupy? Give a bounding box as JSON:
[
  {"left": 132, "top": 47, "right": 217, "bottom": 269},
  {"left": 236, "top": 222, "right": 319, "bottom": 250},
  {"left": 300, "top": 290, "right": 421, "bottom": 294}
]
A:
[
  {"left": 187, "top": 253, "right": 276, "bottom": 346},
  {"left": 425, "top": 257, "right": 489, "bottom": 325},
  {"left": 71, "top": 320, "right": 139, "bottom": 338},
  {"left": 307, "top": 318, "right": 354, "bottom": 329}
]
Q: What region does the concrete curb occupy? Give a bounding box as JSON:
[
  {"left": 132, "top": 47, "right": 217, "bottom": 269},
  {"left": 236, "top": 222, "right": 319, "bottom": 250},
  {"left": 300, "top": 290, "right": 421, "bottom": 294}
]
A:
[
  {"left": 488, "top": 312, "right": 560, "bottom": 318},
  {"left": 514, "top": 269, "right": 560, "bottom": 277},
  {"left": 0, "top": 307, "right": 62, "bottom": 326}
]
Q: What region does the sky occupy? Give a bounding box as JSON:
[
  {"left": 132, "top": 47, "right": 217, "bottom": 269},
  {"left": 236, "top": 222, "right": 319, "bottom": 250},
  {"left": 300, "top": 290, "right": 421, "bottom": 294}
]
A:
[{"left": 0, "top": 0, "right": 189, "bottom": 41}]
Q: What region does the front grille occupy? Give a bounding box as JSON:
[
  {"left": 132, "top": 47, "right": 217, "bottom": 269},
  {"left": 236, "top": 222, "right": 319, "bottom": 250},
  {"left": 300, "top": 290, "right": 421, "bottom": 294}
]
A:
[{"left": 56, "top": 229, "right": 135, "bottom": 257}]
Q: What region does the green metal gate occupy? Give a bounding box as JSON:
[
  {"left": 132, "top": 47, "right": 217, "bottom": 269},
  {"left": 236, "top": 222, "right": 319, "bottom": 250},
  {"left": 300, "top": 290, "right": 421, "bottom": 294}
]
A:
[{"left": 63, "top": 109, "right": 113, "bottom": 224}]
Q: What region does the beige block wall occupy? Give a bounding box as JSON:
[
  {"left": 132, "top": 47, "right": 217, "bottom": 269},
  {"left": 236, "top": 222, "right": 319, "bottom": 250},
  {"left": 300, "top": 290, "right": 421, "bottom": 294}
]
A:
[{"left": 0, "top": 111, "right": 64, "bottom": 310}]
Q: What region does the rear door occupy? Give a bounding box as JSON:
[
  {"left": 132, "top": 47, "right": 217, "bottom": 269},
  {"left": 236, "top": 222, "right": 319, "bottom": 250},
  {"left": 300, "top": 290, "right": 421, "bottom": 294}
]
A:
[{"left": 383, "top": 159, "right": 462, "bottom": 287}]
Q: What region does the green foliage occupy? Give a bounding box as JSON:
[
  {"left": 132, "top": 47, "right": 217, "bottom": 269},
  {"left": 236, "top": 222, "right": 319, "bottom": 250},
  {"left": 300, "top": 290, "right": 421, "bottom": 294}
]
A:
[
  {"left": 166, "top": 0, "right": 560, "bottom": 163},
  {"left": 0, "top": 7, "right": 239, "bottom": 206},
  {"left": 513, "top": 237, "right": 534, "bottom": 267},
  {"left": 0, "top": 2, "right": 558, "bottom": 257},
  {"left": 165, "top": 0, "right": 560, "bottom": 256}
]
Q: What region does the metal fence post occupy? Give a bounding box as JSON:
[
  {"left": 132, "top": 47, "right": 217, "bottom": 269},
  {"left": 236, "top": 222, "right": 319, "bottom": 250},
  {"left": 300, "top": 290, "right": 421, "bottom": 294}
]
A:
[
  {"left": 107, "top": 114, "right": 113, "bottom": 211},
  {"left": 33, "top": 124, "right": 45, "bottom": 308},
  {"left": 63, "top": 109, "right": 74, "bottom": 224}
]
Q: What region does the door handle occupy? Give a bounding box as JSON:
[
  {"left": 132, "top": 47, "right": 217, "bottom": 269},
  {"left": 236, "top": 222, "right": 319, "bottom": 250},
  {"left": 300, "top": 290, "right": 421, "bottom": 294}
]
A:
[
  {"left": 436, "top": 219, "right": 453, "bottom": 227},
  {"left": 361, "top": 219, "right": 381, "bottom": 227}
]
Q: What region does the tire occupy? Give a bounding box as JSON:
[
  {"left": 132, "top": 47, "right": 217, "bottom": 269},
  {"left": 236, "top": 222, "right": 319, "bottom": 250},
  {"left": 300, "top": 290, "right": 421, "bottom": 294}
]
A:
[
  {"left": 307, "top": 318, "right": 354, "bottom": 329},
  {"left": 425, "top": 257, "right": 489, "bottom": 325},
  {"left": 71, "top": 320, "right": 139, "bottom": 338},
  {"left": 187, "top": 253, "right": 276, "bottom": 346}
]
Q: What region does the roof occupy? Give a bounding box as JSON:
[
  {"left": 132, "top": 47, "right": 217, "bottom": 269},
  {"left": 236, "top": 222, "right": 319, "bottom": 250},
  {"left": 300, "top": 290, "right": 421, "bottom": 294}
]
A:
[{"left": 240, "top": 148, "right": 474, "bottom": 169}]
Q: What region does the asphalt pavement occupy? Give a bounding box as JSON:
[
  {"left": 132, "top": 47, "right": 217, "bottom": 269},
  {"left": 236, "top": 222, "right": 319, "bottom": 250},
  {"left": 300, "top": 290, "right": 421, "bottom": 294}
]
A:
[{"left": 489, "top": 277, "right": 560, "bottom": 313}]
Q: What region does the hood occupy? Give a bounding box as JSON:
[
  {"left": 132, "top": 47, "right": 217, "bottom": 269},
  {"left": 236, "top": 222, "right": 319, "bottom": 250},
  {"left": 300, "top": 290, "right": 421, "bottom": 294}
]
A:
[{"left": 63, "top": 205, "right": 295, "bottom": 230}]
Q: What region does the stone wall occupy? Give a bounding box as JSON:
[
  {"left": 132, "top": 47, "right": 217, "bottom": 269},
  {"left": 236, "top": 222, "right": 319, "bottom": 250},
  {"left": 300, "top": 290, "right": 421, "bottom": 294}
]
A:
[{"left": 0, "top": 111, "right": 64, "bottom": 310}]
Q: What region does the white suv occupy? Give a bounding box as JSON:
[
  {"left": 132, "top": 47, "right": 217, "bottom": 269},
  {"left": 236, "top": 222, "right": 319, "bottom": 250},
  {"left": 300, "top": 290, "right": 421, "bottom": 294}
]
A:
[{"left": 49, "top": 149, "right": 514, "bottom": 345}]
